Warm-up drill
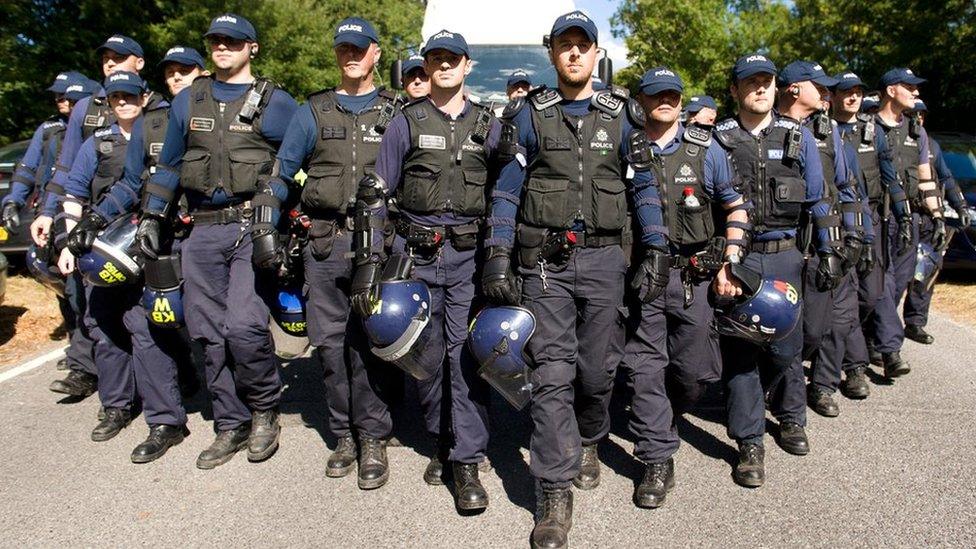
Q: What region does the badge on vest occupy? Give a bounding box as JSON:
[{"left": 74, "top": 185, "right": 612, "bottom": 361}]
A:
[
  {"left": 228, "top": 123, "right": 253, "bottom": 133},
  {"left": 675, "top": 163, "right": 699, "bottom": 185},
  {"left": 98, "top": 141, "right": 114, "bottom": 154},
  {"left": 84, "top": 115, "right": 105, "bottom": 127},
  {"left": 361, "top": 124, "right": 382, "bottom": 144},
  {"left": 904, "top": 136, "right": 918, "bottom": 147},
  {"left": 768, "top": 149, "right": 784, "bottom": 160},
  {"left": 189, "top": 117, "right": 215, "bottom": 132},
  {"left": 545, "top": 137, "right": 572, "bottom": 150},
  {"left": 149, "top": 143, "right": 163, "bottom": 156},
  {"left": 857, "top": 144, "right": 875, "bottom": 153},
  {"left": 589, "top": 127, "right": 614, "bottom": 153},
  {"left": 419, "top": 134, "right": 446, "bottom": 150},
  {"left": 322, "top": 126, "right": 346, "bottom": 140}
]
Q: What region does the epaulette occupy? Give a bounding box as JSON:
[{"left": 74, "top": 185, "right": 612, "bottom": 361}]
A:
[
  {"left": 683, "top": 124, "right": 712, "bottom": 148},
  {"left": 855, "top": 113, "right": 873, "bottom": 123},
  {"left": 93, "top": 127, "right": 113, "bottom": 138},
  {"left": 528, "top": 86, "right": 562, "bottom": 111},
  {"left": 591, "top": 87, "right": 626, "bottom": 117},
  {"left": 712, "top": 118, "right": 740, "bottom": 149},
  {"left": 377, "top": 87, "right": 398, "bottom": 101},
  {"left": 773, "top": 118, "right": 799, "bottom": 130},
  {"left": 502, "top": 96, "right": 526, "bottom": 119},
  {"left": 41, "top": 120, "right": 65, "bottom": 130},
  {"left": 714, "top": 118, "right": 739, "bottom": 133}
]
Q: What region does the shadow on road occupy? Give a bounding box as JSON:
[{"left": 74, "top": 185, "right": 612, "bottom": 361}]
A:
[{"left": 0, "top": 304, "right": 28, "bottom": 347}]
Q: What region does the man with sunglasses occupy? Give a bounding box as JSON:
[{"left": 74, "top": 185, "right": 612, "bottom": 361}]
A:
[{"left": 137, "top": 13, "right": 298, "bottom": 469}]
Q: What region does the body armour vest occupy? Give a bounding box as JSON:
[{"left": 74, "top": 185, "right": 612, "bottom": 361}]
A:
[
  {"left": 520, "top": 86, "right": 629, "bottom": 233},
  {"left": 842, "top": 114, "right": 883, "bottom": 204},
  {"left": 90, "top": 128, "right": 129, "bottom": 203},
  {"left": 142, "top": 105, "right": 169, "bottom": 180},
  {"left": 395, "top": 98, "right": 492, "bottom": 217},
  {"left": 301, "top": 89, "right": 397, "bottom": 214},
  {"left": 714, "top": 116, "right": 807, "bottom": 232},
  {"left": 82, "top": 96, "right": 116, "bottom": 141},
  {"left": 180, "top": 77, "right": 276, "bottom": 197},
  {"left": 650, "top": 125, "right": 715, "bottom": 247},
  {"left": 804, "top": 114, "right": 837, "bottom": 204},
  {"left": 877, "top": 115, "right": 922, "bottom": 204}
]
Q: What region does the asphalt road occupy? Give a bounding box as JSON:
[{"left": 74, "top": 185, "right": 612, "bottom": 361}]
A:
[{"left": 0, "top": 313, "right": 974, "bottom": 548}]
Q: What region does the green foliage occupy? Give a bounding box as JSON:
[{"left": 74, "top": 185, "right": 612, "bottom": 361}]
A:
[{"left": 0, "top": 0, "right": 423, "bottom": 145}]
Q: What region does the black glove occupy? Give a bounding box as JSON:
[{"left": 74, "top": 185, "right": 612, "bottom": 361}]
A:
[
  {"left": 896, "top": 216, "right": 913, "bottom": 254},
  {"left": 856, "top": 243, "right": 876, "bottom": 277},
  {"left": 482, "top": 247, "right": 520, "bottom": 305},
  {"left": 350, "top": 256, "right": 383, "bottom": 318},
  {"left": 932, "top": 217, "right": 948, "bottom": 251},
  {"left": 66, "top": 211, "right": 107, "bottom": 256},
  {"left": 251, "top": 227, "right": 284, "bottom": 270},
  {"left": 2, "top": 202, "right": 20, "bottom": 233},
  {"left": 815, "top": 252, "right": 844, "bottom": 291},
  {"left": 137, "top": 214, "right": 163, "bottom": 260},
  {"left": 957, "top": 206, "right": 972, "bottom": 228},
  {"left": 839, "top": 233, "right": 864, "bottom": 274},
  {"left": 631, "top": 246, "right": 670, "bottom": 303}
]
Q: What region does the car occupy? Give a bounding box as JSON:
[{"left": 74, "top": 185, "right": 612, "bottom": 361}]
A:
[
  {"left": 930, "top": 132, "right": 976, "bottom": 271},
  {"left": 0, "top": 139, "right": 36, "bottom": 254}
]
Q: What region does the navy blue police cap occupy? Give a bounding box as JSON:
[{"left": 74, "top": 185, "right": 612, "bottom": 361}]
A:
[
  {"left": 777, "top": 61, "right": 839, "bottom": 88},
  {"left": 638, "top": 66, "right": 684, "bottom": 96},
  {"left": 550, "top": 11, "right": 598, "bottom": 43},
  {"left": 832, "top": 71, "right": 865, "bottom": 91},
  {"left": 402, "top": 55, "right": 425, "bottom": 77},
  {"left": 64, "top": 77, "right": 100, "bottom": 102},
  {"left": 860, "top": 97, "right": 880, "bottom": 113},
  {"left": 48, "top": 71, "right": 86, "bottom": 94},
  {"left": 507, "top": 69, "right": 531, "bottom": 87},
  {"left": 913, "top": 100, "right": 928, "bottom": 112},
  {"left": 685, "top": 95, "right": 718, "bottom": 114},
  {"left": 96, "top": 35, "right": 144, "bottom": 58},
  {"left": 879, "top": 67, "right": 926, "bottom": 88},
  {"left": 204, "top": 13, "right": 258, "bottom": 42},
  {"left": 422, "top": 30, "right": 469, "bottom": 57},
  {"left": 732, "top": 53, "right": 777, "bottom": 81},
  {"left": 158, "top": 46, "right": 206, "bottom": 69},
  {"left": 103, "top": 71, "right": 146, "bottom": 97},
  {"left": 334, "top": 17, "right": 379, "bottom": 49}
]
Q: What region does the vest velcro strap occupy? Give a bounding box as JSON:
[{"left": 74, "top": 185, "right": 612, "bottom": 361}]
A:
[
  {"left": 814, "top": 214, "right": 841, "bottom": 230},
  {"left": 45, "top": 183, "right": 65, "bottom": 197},
  {"left": 920, "top": 188, "right": 941, "bottom": 199},
  {"left": 144, "top": 183, "right": 175, "bottom": 202},
  {"left": 839, "top": 202, "right": 861, "bottom": 213}
]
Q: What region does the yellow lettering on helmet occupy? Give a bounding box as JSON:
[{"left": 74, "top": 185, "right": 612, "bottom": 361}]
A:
[
  {"left": 98, "top": 261, "right": 127, "bottom": 284},
  {"left": 153, "top": 298, "right": 172, "bottom": 313},
  {"left": 281, "top": 321, "right": 306, "bottom": 334}
]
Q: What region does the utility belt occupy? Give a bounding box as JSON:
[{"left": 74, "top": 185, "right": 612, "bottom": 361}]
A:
[
  {"left": 750, "top": 236, "right": 796, "bottom": 254},
  {"left": 515, "top": 224, "right": 623, "bottom": 270},
  {"left": 189, "top": 202, "right": 253, "bottom": 225},
  {"left": 304, "top": 207, "right": 355, "bottom": 231},
  {"left": 395, "top": 218, "right": 481, "bottom": 253}
]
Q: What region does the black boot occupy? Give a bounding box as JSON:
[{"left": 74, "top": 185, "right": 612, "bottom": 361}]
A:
[
  {"left": 55, "top": 357, "right": 69, "bottom": 371},
  {"left": 49, "top": 370, "right": 97, "bottom": 397},
  {"left": 883, "top": 351, "right": 911, "bottom": 378},
  {"left": 196, "top": 425, "right": 250, "bottom": 469},
  {"left": 633, "top": 457, "right": 675, "bottom": 509},
  {"left": 531, "top": 486, "right": 573, "bottom": 549},
  {"left": 131, "top": 424, "right": 189, "bottom": 463},
  {"left": 326, "top": 435, "right": 357, "bottom": 478},
  {"left": 777, "top": 422, "right": 809, "bottom": 455},
  {"left": 247, "top": 408, "right": 280, "bottom": 462},
  {"left": 840, "top": 366, "right": 870, "bottom": 399},
  {"left": 90, "top": 407, "right": 132, "bottom": 442},
  {"left": 807, "top": 386, "right": 840, "bottom": 417},
  {"left": 424, "top": 437, "right": 444, "bottom": 486},
  {"left": 453, "top": 462, "right": 489, "bottom": 511},
  {"left": 573, "top": 443, "right": 600, "bottom": 490},
  {"left": 904, "top": 324, "right": 934, "bottom": 344},
  {"left": 868, "top": 347, "right": 883, "bottom": 367},
  {"left": 358, "top": 436, "right": 389, "bottom": 490},
  {"left": 733, "top": 443, "right": 764, "bottom": 488}
]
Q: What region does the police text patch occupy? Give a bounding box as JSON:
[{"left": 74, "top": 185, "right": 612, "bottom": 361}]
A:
[
  {"left": 189, "top": 117, "right": 215, "bottom": 132},
  {"left": 419, "top": 135, "right": 446, "bottom": 150}
]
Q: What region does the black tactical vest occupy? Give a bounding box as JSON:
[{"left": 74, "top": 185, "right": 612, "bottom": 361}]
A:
[
  {"left": 142, "top": 105, "right": 169, "bottom": 180},
  {"left": 520, "top": 87, "right": 629, "bottom": 233},
  {"left": 714, "top": 116, "right": 807, "bottom": 232},
  {"left": 301, "top": 89, "right": 397, "bottom": 214},
  {"left": 650, "top": 125, "right": 715, "bottom": 247},
  {"left": 90, "top": 128, "right": 129, "bottom": 202},
  {"left": 81, "top": 96, "right": 116, "bottom": 141},
  {"left": 877, "top": 115, "right": 921, "bottom": 204},
  {"left": 804, "top": 113, "right": 837, "bottom": 204},
  {"left": 842, "top": 114, "right": 882, "bottom": 204},
  {"left": 181, "top": 76, "right": 277, "bottom": 197},
  {"left": 395, "top": 98, "right": 491, "bottom": 217}
]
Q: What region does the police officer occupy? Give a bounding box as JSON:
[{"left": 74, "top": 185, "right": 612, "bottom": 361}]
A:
[
  {"left": 902, "top": 100, "right": 969, "bottom": 344},
  {"left": 684, "top": 95, "right": 718, "bottom": 126},
  {"left": 36, "top": 34, "right": 155, "bottom": 398},
  {"left": 625, "top": 67, "right": 750, "bottom": 508},
  {"left": 351, "top": 28, "right": 501, "bottom": 510},
  {"left": 830, "top": 71, "right": 907, "bottom": 400},
  {"left": 160, "top": 46, "right": 207, "bottom": 97},
  {"left": 870, "top": 68, "right": 946, "bottom": 377},
  {"left": 2, "top": 71, "right": 83, "bottom": 371},
  {"left": 773, "top": 61, "right": 863, "bottom": 417},
  {"left": 506, "top": 69, "right": 532, "bottom": 101},
  {"left": 136, "top": 13, "right": 299, "bottom": 469},
  {"left": 714, "top": 54, "right": 842, "bottom": 487},
  {"left": 401, "top": 55, "right": 430, "bottom": 100},
  {"left": 485, "top": 12, "right": 665, "bottom": 547},
  {"left": 270, "top": 17, "right": 398, "bottom": 489}
]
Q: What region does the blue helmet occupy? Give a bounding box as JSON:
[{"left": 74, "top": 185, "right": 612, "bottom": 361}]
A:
[
  {"left": 273, "top": 285, "right": 307, "bottom": 337},
  {"left": 142, "top": 255, "right": 184, "bottom": 328},
  {"left": 363, "top": 279, "right": 441, "bottom": 380},
  {"left": 913, "top": 240, "right": 942, "bottom": 292},
  {"left": 467, "top": 306, "right": 537, "bottom": 409},
  {"left": 26, "top": 243, "right": 66, "bottom": 297},
  {"left": 77, "top": 213, "right": 142, "bottom": 287},
  {"left": 716, "top": 266, "right": 801, "bottom": 344}
]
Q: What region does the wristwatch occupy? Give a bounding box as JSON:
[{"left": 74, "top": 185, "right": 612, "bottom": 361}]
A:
[{"left": 723, "top": 252, "right": 742, "bottom": 265}]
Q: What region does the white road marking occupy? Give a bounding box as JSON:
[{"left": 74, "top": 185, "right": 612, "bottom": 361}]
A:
[{"left": 0, "top": 346, "right": 67, "bottom": 384}]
